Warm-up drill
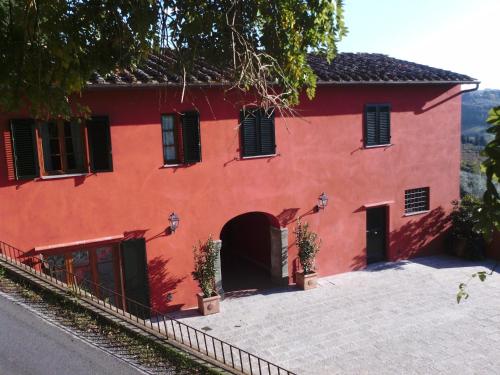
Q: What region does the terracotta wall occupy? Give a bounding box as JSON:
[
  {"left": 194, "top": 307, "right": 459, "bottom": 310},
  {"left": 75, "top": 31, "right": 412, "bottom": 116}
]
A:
[{"left": 0, "top": 84, "right": 462, "bottom": 311}]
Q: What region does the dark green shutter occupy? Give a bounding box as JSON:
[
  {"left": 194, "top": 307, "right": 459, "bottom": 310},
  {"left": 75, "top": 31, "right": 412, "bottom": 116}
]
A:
[
  {"left": 259, "top": 109, "right": 276, "bottom": 155},
  {"left": 181, "top": 111, "right": 201, "bottom": 163},
  {"left": 365, "top": 104, "right": 391, "bottom": 146},
  {"left": 10, "top": 119, "right": 39, "bottom": 179},
  {"left": 364, "top": 106, "right": 377, "bottom": 147},
  {"left": 87, "top": 116, "right": 113, "bottom": 172},
  {"left": 378, "top": 105, "right": 391, "bottom": 145},
  {"left": 121, "top": 239, "right": 151, "bottom": 318},
  {"left": 241, "top": 109, "right": 259, "bottom": 157}
]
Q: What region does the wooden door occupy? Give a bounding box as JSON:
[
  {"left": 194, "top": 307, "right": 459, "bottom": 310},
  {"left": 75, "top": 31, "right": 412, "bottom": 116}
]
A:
[{"left": 366, "top": 207, "right": 387, "bottom": 264}]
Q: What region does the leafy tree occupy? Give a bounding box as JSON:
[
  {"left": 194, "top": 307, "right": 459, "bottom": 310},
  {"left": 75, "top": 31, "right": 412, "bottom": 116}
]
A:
[
  {"left": 0, "top": 0, "right": 347, "bottom": 118},
  {"left": 457, "top": 107, "right": 500, "bottom": 304},
  {"left": 477, "top": 107, "right": 500, "bottom": 237}
]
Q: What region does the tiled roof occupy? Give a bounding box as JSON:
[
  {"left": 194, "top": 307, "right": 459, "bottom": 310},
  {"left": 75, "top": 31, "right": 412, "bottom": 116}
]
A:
[{"left": 86, "top": 52, "right": 477, "bottom": 87}]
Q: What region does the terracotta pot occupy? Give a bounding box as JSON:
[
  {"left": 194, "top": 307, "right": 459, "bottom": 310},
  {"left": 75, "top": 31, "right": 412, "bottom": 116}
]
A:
[
  {"left": 296, "top": 271, "right": 318, "bottom": 290},
  {"left": 197, "top": 293, "right": 220, "bottom": 315}
]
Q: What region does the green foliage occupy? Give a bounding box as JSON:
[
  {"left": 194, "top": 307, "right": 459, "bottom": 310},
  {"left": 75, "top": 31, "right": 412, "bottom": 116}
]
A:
[
  {"left": 456, "top": 269, "right": 493, "bottom": 304},
  {"left": 450, "top": 195, "right": 485, "bottom": 259},
  {"left": 451, "top": 195, "right": 482, "bottom": 239},
  {"left": 192, "top": 236, "right": 218, "bottom": 298},
  {"left": 0, "top": 1, "right": 346, "bottom": 118},
  {"left": 478, "top": 106, "right": 500, "bottom": 237},
  {"left": 295, "top": 219, "right": 321, "bottom": 274},
  {"left": 0, "top": 0, "right": 157, "bottom": 118}
]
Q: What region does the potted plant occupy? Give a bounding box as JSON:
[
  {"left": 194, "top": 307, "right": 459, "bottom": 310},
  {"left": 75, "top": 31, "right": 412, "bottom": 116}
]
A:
[
  {"left": 450, "top": 195, "right": 485, "bottom": 259},
  {"left": 192, "top": 236, "right": 220, "bottom": 315},
  {"left": 295, "top": 220, "right": 321, "bottom": 290}
]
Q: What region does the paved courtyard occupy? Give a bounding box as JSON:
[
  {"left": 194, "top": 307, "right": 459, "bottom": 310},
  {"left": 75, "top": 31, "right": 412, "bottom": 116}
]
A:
[{"left": 172, "top": 256, "right": 500, "bottom": 375}]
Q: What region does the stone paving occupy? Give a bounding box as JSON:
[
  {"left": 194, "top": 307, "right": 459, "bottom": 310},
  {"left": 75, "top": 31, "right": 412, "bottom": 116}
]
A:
[{"left": 172, "top": 256, "right": 500, "bottom": 375}]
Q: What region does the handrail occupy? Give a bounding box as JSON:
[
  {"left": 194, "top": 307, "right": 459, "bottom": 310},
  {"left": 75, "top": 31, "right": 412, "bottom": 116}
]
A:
[{"left": 0, "top": 240, "right": 295, "bottom": 375}]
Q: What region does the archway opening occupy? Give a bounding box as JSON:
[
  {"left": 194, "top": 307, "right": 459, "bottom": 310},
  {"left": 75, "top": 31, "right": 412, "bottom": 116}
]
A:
[{"left": 220, "top": 212, "right": 279, "bottom": 294}]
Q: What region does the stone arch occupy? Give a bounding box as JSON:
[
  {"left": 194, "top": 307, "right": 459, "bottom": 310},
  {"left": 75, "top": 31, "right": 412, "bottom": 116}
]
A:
[{"left": 215, "top": 212, "right": 288, "bottom": 296}]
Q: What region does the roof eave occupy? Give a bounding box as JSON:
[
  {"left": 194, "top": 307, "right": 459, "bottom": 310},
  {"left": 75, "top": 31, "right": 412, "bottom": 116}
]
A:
[
  {"left": 84, "top": 79, "right": 480, "bottom": 90},
  {"left": 316, "top": 80, "right": 480, "bottom": 86}
]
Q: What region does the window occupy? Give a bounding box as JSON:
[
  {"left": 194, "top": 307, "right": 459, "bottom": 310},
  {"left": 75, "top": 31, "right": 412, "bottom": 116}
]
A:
[
  {"left": 9, "top": 116, "right": 113, "bottom": 180},
  {"left": 42, "top": 244, "right": 122, "bottom": 307},
  {"left": 364, "top": 104, "right": 391, "bottom": 147},
  {"left": 161, "top": 111, "right": 201, "bottom": 165},
  {"left": 40, "top": 120, "right": 85, "bottom": 174},
  {"left": 404, "top": 187, "right": 430, "bottom": 214},
  {"left": 240, "top": 108, "right": 276, "bottom": 157}
]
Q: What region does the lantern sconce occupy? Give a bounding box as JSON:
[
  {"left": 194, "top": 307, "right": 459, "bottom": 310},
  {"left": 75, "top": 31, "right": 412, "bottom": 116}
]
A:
[
  {"left": 316, "top": 192, "right": 329, "bottom": 212},
  {"left": 168, "top": 212, "right": 180, "bottom": 234}
]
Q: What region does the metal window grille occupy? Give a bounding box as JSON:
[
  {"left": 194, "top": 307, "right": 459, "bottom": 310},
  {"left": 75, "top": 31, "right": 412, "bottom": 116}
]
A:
[{"left": 404, "top": 187, "right": 429, "bottom": 214}]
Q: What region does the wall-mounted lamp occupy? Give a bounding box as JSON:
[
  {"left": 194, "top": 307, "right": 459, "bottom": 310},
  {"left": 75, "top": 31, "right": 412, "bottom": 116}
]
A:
[
  {"left": 317, "top": 192, "right": 329, "bottom": 211},
  {"left": 168, "top": 212, "right": 180, "bottom": 233}
]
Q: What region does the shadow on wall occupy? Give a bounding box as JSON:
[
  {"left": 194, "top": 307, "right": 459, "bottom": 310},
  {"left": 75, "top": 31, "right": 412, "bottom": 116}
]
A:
[
  {"left": 350, "top": 253, "right": 367, "bottom": 271},
  {"left": 350, "top": 207, "right": 451, "bottom": 271},
  {"left": 148, "top": 256, "right": 186, "bottom": 313},
  {"left": 390, "top": 206, "right": 450, "bottom": 260}
]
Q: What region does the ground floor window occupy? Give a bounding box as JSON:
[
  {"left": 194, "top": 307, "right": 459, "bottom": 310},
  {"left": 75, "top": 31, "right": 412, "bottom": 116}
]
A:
[{"left": 43, "top": 244, "right": 123, "bottom": 308}]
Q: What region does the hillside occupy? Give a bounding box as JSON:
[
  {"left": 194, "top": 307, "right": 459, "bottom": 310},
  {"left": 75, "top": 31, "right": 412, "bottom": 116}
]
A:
[
  {"left": 461, "top": 89, "right": 500, "bottom": 139},
  {"left": 460, "top": 89, "right": 500, "bottom": 197}
]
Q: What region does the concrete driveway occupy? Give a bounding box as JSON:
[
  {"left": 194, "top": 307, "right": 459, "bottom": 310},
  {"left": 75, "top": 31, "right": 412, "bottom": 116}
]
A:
[{"left": 173, "top": 256, "right": 500, "bottom": 375}]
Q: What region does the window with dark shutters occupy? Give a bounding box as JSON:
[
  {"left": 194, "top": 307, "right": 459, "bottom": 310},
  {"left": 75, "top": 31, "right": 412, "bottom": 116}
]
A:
[
  {"left": 181, "top": 111, "right": 201, "bottom": 163},
  {"left": 160, "top": 111, "right": 201, "bottom": 165},
  {"left": 10, "top": 119, "right": 39, "bottom": 179},
  {"left": 364, "top": 104, "right": 391, "bottom": 147},
  {"left": 87, "top": 116, "right": 113, "bottom": 172},
  {"left": 240, "top": 108, "right": 276, "bottom": 157}
]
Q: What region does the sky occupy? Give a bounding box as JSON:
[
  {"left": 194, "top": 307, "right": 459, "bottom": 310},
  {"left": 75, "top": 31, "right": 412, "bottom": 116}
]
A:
[{"left": 338, "top": 0, "right": 500, "bottom": 89}]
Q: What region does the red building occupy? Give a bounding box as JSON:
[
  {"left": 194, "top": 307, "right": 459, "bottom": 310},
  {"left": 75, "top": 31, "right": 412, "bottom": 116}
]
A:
[{"left": 0, "top": 53, "right": 478, "bottom": 312}]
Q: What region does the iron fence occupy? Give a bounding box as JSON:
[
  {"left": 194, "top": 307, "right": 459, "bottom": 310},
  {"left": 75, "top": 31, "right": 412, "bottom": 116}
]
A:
[{"left": 0, "top": 240, "right": 295, "bottom": 375}]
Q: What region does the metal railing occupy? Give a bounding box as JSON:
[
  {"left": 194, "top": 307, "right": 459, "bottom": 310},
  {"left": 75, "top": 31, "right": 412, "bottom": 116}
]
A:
[{"left": 0, "top": 240, "right": 295, "bottom": 375}]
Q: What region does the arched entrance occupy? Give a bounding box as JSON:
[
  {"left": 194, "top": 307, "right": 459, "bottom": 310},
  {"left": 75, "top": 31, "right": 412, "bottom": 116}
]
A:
[{"left": 218, "top": 212, "right": 289, "bottom": 295}]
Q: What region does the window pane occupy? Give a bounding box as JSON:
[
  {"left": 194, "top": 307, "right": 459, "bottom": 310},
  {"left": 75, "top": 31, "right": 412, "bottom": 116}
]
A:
[
  {"left": 164, "top": 130, "right": 175, "bottom": 146},
  {"left": 64, "top": 122, "right": 72, "bottom": 137},
  {"left": 66, "top": 154, "right": 76, "bottom": 170},
  {"left": 72, "top": 250, "right": 92, "bottom": 291},
  {"left": 49, "top": 139, "right": 60, "bottom": 153},
  {"left": 51, "top": 156, "right": 61, "bottom": 170},
  {"left": 48, "top": 122, "right": 58, "bottom": 137},
  {"left": 72, "top": 250, "right": 89, "bottom": 267},
  {"left": 165, "top": 145, "right": 176, "bottom": 161},
  {"left": 161, "top": 115, "right": 177, "bottom": 163},
  {"left": 96, "top": 247, "right": 116, "bottom": 305},
  {"left": 65, "top": 138, "right": 74, "bottom": 153},
  {"left": 44, "top": 254, "right": 66, "bottom": 283}
]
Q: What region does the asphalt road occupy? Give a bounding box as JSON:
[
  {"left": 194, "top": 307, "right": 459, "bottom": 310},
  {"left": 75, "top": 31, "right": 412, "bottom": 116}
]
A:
[{"left": 0, "top": 294, "right": 144, "bottom": 375}]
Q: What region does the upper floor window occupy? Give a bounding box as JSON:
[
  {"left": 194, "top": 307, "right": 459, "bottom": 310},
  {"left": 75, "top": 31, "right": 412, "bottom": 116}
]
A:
[
  {"left": 41, "top": 120, "right": 85, "bottom": 174},
  {"left": 404, "top": 187, "right": 430, "bottom": 215},
  {"left": 9, "top": 116, "right": 112, "bottom": 180},
  {"left": 364, "top": 104, "right": 391, "bottom": 147},
  {"left": 161, "top": 111, "right": 201, "bottom": 166},
  {"left": 240, "top": 108, "right": 276, "bottom": 157}
]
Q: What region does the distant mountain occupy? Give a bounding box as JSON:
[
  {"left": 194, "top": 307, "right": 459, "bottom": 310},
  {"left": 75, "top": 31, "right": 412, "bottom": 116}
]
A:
[{"left": 461, "top": 89, "right": 500, "bottom": 138}]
